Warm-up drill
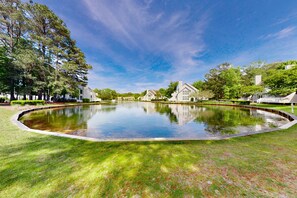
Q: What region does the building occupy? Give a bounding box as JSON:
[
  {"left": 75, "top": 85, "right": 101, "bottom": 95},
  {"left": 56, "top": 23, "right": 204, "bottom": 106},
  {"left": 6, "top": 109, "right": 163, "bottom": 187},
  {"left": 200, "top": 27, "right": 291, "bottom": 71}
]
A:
[
  {"left": 255, "top": 75, "right": 262, "bottom": 85},
  {"left": 251, "top": 73, "right": 297, "bottom": 104},
  {"left": 169, "top": 81, "right": 198, "bottom": 102},
  {"left": 141, "top": 90, "right": 157, "bottom": 101},
  {"left": 117, "top": 96, "right": 135, "bottom": 101},
  {"left": 257, "top": 92, "right": 297, "bottom": 104},
  {"left": 77, "top": 86, "right": 100, "bottom": 102}
]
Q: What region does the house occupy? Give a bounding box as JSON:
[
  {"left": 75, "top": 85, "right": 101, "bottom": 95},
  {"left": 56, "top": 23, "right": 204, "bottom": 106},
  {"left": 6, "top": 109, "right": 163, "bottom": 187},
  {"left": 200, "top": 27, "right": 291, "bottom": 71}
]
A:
[
  {"left": 250, "top": 73, "right": 297, "bottom": 104},
  {"left": 257, "top": 92, "right": 297, "bottom": 104},
  {"left": 117, "top": 96, "right": 135, "bottom": 101},
  {"left": 169, "top": 81, "right": 198, "bottom": 102},
  {"left": 77, "top": 86, "right": 100, "bottom": 102},
  {"left": 141, "top": 90, "right": 157, "bottom": 101}
]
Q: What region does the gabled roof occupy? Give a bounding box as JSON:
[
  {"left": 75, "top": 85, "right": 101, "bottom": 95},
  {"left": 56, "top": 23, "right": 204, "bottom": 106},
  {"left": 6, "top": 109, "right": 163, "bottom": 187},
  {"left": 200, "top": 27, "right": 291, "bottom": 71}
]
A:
[
  {"left": 183, "top": 83, "right": 198, "bottom": 92},
  {"left": 147, "top": 90, "right": 157, "bottom": 95}
]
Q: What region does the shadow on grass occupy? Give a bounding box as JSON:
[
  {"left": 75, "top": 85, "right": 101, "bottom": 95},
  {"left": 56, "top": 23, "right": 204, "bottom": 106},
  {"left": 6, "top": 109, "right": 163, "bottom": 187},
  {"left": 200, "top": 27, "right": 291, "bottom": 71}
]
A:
[
  {"left": 1, "top": 124, "right": 296, "bottom": 196},
  {"left": 0, "top": 134, "right": 210, "bottom": 196}
]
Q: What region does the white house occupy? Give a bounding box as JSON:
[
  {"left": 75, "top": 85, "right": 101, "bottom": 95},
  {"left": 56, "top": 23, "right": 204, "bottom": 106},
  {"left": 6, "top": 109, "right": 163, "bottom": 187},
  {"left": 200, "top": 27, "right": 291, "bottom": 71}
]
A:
[
  {"left": 169, "top": 81, "right": 198, "bottom": 102},
  {"left": 257, "top": 92, "right": 297, "bottom": 104},
  {"left": 249, "top": 72, "right": 297, "bottom": 104},
  {"left": 78, "top": 86, "right": 100, "bottom": 102},
  {"left": 141, "top": 90, "right": 157, "bottom": 101}
]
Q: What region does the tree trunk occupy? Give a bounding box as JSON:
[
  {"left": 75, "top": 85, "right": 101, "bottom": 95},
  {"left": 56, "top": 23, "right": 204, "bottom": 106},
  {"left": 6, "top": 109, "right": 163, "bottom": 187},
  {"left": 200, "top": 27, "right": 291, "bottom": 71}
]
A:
[
  {"left": 38, "top": 91, "right": 42, "bottom": 100},
  {"left": 10, "top": 79, "right": 15, "bottom": 100}
]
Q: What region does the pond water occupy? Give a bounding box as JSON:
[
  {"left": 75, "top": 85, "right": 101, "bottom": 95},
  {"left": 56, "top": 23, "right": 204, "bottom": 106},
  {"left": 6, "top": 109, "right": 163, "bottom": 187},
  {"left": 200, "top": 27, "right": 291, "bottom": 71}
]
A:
[{"left": 20, "top": 102, "right": 290, "bottom": 140}]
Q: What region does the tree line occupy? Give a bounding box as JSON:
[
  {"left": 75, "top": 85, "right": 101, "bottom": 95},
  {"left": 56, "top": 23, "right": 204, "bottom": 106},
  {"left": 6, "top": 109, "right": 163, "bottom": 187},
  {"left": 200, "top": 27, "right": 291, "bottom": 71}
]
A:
[
  {"left": 0, "top": 0, "right": 91, "bottom": 100},
  {"left": 93, "top": 60, "right": 297, "bottom": 101},
  {"left": 156, "top": 60, "right": 297, "bottom": 100}
]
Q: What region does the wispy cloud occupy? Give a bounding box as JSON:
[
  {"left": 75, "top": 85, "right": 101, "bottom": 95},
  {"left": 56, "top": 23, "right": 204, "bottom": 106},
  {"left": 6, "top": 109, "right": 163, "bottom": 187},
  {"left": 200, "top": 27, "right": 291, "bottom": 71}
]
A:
[
  {"left": 260, "top": 26, "right": 296, "bottom": 40},
  {"left": 82, "top": 0, "right": 210, "bottom": 87}
]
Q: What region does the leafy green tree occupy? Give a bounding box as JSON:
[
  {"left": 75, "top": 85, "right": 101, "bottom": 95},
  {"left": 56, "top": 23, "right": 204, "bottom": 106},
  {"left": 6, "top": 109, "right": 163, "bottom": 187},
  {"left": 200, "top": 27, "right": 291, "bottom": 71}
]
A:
[
  {"left": 242, "top": 61, "right": 265, "bottom": 86},
  {"left": 264, "top": 65, "right": 297, "bottom": 96},
  {"left": 190, "top": 90, "right": 214, "bottom": 100},
  {"left": 0, "top": 47, "right": 10, "bottom": 92},
  {"left": 242, "top": 85, "right": 264, "bottom": 97},
  {"left": 192, "top": 80, "right": 205, "bottom": 90},
  {"left": 204, "top": 63, "right": 242, "bottom": 99},
  {"left": 0, "top": 0, "right": 26, "bottom": 99},
  {"left": 94, "top": 88, "right": 117, "bottom": 100},
  {"left": 0, "top": 1, "right": 91, "bottom": 100},
  {"left": 220, "top": 67, "right": 242, "bottom": 99},
  {"left": 165, "top": 81, "right": 178, "bottom": 98}
]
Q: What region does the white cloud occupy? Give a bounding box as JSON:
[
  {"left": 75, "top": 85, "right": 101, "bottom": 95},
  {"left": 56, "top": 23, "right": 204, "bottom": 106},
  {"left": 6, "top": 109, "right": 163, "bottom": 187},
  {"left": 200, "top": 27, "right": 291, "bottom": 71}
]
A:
[{"left": 227, "top": 36, "right": 297, "bottom": 66}]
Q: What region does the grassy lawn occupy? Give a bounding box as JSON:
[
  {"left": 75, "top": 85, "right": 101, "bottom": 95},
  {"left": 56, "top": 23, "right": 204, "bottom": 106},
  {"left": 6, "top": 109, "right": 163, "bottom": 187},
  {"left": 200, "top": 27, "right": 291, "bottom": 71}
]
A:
[
  {"left": 252, "top": 103, "right": 297, "bottom": 116},
  {"left": 0, "top": 106, "right": 296, "bottom": 197}
]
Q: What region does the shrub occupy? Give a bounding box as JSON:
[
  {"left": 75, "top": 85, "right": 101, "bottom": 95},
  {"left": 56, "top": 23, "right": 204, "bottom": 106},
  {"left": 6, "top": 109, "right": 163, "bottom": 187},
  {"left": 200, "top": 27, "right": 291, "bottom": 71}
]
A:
[
  {"left": 54, "top": 98, "right": 77, "bottom": 103},
  {"left": 82, "top": 98, "right": 90, "bottom": 103},
  {"left": 151, "top": 98, "right": 167, "bottom": 102},
  {"left": 11, "top": 100, "right": 45, "bottom": 106},
  {"left": 231, "top": 100, "right": 250, "bottom": 105},
  {"left": 0, "top": 97, "right": 6, "bottom": 103}
]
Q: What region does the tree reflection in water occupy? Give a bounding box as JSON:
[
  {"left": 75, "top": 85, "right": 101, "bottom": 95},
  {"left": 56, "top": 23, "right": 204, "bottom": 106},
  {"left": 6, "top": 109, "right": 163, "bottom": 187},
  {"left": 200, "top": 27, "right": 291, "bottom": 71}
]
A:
[{"left": 20, "top": 105, "right": 116, "bottom": 134}]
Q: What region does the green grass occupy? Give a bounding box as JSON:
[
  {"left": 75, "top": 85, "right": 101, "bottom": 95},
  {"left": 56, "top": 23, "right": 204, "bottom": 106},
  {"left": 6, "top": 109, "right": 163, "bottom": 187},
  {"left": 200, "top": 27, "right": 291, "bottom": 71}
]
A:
[
  {"left": 252, "top": 103, "right": 297, "bottom": 116},
  {"left": 0, "top": 106, "right": 297, "bottom": 197}
]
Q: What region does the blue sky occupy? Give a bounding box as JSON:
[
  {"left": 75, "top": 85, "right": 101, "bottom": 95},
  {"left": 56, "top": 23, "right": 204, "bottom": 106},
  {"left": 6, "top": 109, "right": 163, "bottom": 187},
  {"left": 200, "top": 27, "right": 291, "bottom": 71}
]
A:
[{"left": 35, "top": 0, "right": 297, "bottom": 92}]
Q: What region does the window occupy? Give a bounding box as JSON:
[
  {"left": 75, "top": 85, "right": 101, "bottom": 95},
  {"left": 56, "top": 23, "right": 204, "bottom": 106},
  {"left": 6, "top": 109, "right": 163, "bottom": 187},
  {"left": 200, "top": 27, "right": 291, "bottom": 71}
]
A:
[
  {"left": 183, "top": 96, "right": 189, "bottom": 100},
  {"left": 183, "top": 88, "right": 190, "bottom": 95}
]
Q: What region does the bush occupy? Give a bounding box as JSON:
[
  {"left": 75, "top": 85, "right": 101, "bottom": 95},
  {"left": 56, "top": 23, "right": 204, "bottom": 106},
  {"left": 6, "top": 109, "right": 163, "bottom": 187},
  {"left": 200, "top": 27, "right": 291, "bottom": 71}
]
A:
[
  {"left": 0, "top": 97, "right": 6, "bottom": 103},
  {"left": 151, "top": 98, "right": 167, "bottom": 102},
  {"left": 231, "top": 100, "right": 250, "bottom": 105},
  {"left": 11, "top": 100, "right": 45, "bottom": 106},
  {"left": 82, "top": 98, "right": 90, "bottom": 103},
  {"left": 53, "top": 98, "right": 77, "bottom": 103}
]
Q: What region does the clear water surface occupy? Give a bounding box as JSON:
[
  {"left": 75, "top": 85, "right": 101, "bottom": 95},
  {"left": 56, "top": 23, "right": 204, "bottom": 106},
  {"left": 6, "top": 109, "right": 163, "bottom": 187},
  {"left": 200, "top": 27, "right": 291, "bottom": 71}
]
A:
[{"left": 20, "top": 102, "right": 290, "bottom": 140}]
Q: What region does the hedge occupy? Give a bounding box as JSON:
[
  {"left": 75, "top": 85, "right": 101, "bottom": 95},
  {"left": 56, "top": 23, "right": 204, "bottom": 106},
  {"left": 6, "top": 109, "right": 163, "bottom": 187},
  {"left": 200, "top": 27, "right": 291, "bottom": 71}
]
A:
[
  {"left": 10, "top": 100, "right": 45, "bottom": 106},
  {"left": 231, "top": 100, "right": 250, "bottom": 105},
  {"left": 0, "top": 97, "right": 6, "bottom": 103},
  {"left": 82, "top": 98, "right": 90, "bottom": 103}
]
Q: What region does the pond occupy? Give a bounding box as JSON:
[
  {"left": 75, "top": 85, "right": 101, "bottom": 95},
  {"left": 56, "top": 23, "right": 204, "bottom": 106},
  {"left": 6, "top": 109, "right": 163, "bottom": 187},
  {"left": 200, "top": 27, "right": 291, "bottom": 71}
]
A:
[{"left": 20, "top": 102, "right": 290, "bottom": 140}]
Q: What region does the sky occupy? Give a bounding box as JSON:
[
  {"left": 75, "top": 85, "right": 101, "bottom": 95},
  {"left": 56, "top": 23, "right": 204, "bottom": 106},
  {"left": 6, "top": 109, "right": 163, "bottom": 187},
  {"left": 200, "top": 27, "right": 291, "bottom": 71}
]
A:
[{"left": 34, "top": 0, "right": 297, "bottom": 92}]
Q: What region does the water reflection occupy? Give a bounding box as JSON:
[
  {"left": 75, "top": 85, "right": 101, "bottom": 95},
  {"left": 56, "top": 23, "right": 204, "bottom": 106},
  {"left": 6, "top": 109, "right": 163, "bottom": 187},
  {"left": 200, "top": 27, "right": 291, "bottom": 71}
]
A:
[{"left": 20, "top": 103, "right": 290, "bottom": 139}]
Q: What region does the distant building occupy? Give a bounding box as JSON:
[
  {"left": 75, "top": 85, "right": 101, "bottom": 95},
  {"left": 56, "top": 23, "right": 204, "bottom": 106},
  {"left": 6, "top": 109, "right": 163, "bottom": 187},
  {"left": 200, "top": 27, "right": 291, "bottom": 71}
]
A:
[
  {"left": 255, "top": 75, "right": 262, "bottom": 85},
  {"left": 117, "top": 96, "right": 135, "bottom": 101},
  {"left": 141, "top": 90, "right": 157, "bottom": 101},
  {"left": 257, "top": 92, "right": 297, "bottom": 104},
  {"left": 77, "top": 86, "right": 100, "bottom": 102},
  {"left": 169, "top": 81, "right": 198, "bottom": 102},
  {"left": 285, "top": 64, "right": 295, "bottom": 70}
]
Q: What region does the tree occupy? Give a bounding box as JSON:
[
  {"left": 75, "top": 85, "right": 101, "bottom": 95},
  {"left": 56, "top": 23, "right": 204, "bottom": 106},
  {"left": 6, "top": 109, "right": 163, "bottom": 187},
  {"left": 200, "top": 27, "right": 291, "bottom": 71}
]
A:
[
  {"left": 158, "top": 88, "right": 166, "bottom": 97},
  {"left": 264, "top": 65, "right": 297, "bottom": 96},
  {"left": 241, "top": 85, "right": 264, "bottom": 97},
  {"left": 192, "top": 80, "right": 205, "bottom": 90},
  {"left": 165, "top": 81, "right": 178, "bottom": 98},
  {"left": 242, "top": 61, "right": 265, "bottom": 86},
  {"left": 0, "top": 0, "right": 26, "bottom": 99},
  {"left": 0, "top": 47, "right": 10, "bottom": 92},
  {"left": 190, "top": 90, "right": 214, "bottom": 100},
  {"left": 220, "top": 67, "right": 242, "bottom": 99},
  {"left": 204, "top": 63, "right": 242, "bottom": 99},
  {"left": 94, "top": 88, "right": 117, "bottom": 100},
  {"left": 0, "top": 1, "right": 91, "bottom": 100}
]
